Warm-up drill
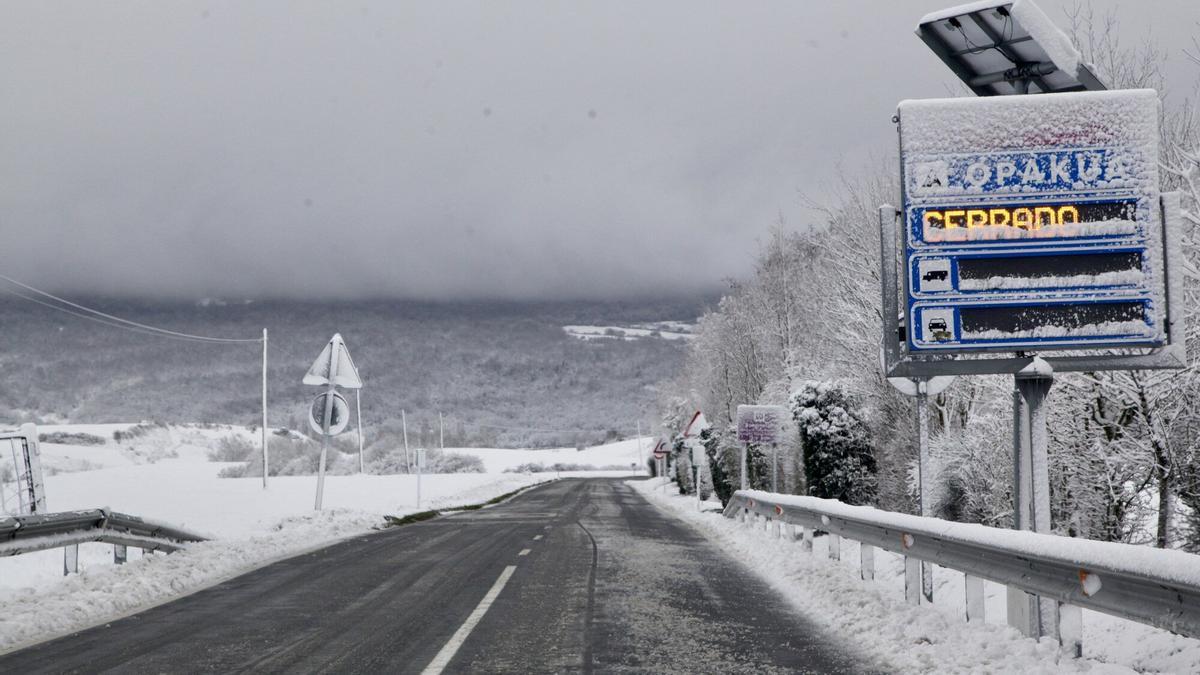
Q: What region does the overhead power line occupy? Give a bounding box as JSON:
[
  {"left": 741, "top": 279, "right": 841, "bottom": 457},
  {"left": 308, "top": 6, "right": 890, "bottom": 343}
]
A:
[{"left": 0, "top": 274, "right": 261, "bottom": 344}]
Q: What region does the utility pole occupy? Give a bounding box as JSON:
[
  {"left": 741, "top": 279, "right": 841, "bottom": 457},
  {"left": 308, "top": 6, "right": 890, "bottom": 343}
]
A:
[
  {"left": 356, "top": 389, "right": 365, "bottom": 474},
  {"left": 636, "top": 420, "right": 643, "bottom": 473},
  {"left": 261, "top": 328, "right": 268, "bottom": 489},
  {"left": 402, "top": 409, "right": 411, "bottom": 473}
]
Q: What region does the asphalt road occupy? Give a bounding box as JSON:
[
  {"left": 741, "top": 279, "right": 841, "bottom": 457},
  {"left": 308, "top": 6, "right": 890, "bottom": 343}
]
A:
[{"left": 0, "top": 479, "right": 871, "bottom": 674}]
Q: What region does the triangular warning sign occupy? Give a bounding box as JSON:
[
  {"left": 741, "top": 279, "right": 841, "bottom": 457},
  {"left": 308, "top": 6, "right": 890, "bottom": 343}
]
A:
[{"left": 303, "top": 333, "right": 363, "bottom": 389}]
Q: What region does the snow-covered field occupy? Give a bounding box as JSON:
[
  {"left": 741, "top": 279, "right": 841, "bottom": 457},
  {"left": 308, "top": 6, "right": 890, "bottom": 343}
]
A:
[
  {"left": 630, "top": 478, "right": 1200, "bottom": 674},
  {"left": 464, "top": 437, "right": 647, "bottom": 472},
  {"left": 0, "top": 423, "right": 644, "bottom": 653}
]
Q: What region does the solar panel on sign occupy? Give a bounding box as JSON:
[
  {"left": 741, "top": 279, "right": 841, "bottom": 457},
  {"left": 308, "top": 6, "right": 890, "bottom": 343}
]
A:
[{"left": 915, "top": 1, "right": 1107, "bottom": 96}]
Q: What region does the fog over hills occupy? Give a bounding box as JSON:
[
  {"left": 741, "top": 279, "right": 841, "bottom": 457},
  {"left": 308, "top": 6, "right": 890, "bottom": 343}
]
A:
[{"left": 0, "top": 297, "right": 707, "bottom": 447}]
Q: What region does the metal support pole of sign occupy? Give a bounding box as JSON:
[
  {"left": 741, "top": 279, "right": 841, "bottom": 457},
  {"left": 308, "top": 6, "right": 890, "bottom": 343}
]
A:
[
  {"left": 262, "top": 328, "right": 269, "bottom": 489},
  {"left": 771, "top": 442, "right": 778, "bottom": 493},
  {"left": 439, "top": 411, "right": 444, "bottom": 450},
  {"left": 1008, "top": 362, "right": 1058, "bottom": 639},
  {"left": 314, "top": 346, "right": 338, "bottom": 511},
  {"left": 916, "top": 380, "right": 933, "bottom": 603},
  {"left": 356, "top": 389, "right": 365, "bottom": 474},
  {"left": 740, "top": 443, "right": 748, "bottom": 490},
  {"left": 417, "top": 449, "right": 423, "bottom": 509},
  {"left": 402, "top": 409, "right": 411, "bottom": 473}
]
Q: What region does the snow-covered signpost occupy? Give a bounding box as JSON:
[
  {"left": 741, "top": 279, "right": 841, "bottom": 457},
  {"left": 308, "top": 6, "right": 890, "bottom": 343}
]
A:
[
  {"left": 683, "top": 411, "right": 709, "bottom": 510},
  {"left": 883, "top": 0, "right": 1186, "bottom": 651},
  {"left": 303, "top": 333, "right": 363, "bottom": 511},
  {"left": 651, "top": 439, "right": 667, "bottom": 491},
  {"left": 735, "top": 405, "right": 786, "bottom": 492}
]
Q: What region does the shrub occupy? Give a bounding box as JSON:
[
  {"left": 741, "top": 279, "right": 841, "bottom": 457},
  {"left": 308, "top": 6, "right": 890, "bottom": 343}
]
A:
[
  {"left": 113, "top": 422, "right": 167, "bottom": 442},
  {"left": 703, "top": 426, "right": 742, "bottom": 506},
  {"left": 39, "top": 431, "right": 106, "bottom": 446},
  {"left": 430, "top": 451, "right": 485, "bottom": 474},
  {"left": 207, "top": 435, "right": 257, "bottom": 462}
]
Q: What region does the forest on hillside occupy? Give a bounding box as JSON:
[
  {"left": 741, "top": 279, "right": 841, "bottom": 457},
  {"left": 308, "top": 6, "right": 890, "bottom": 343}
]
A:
[{"left": 0, "top": 297, "right": 705, "bottom": 447}]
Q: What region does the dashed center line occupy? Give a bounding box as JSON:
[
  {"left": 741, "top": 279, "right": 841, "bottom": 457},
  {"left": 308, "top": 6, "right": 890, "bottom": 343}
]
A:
[
  {"left": 533, "top": 535, "right": 543, "bottom": 541},
  {"left": 518, "top": 548, "right": 531, "bottom": 556},
  {"left": 421, "top": 565, "right": 518, "bottom": 675}
]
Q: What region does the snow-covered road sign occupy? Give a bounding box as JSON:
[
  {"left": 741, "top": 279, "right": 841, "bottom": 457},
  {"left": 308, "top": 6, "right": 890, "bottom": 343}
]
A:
[
  {"left": 303, "top": 333, "right": 362, "bottom": 389},
  {"left": 736, "top": 405, "right": 787, "bottom": 444},
  {"left": 898, "top": 89, "right": 1167, "bottom": 354},
  {"left": 309, "top": 391, "right": 350, "bottom": 436}
]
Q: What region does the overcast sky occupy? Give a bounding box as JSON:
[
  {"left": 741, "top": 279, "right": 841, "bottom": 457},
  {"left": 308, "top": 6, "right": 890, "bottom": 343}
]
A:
[{"left": 2, "top": 1, "right": 1197, "bottom": 301}]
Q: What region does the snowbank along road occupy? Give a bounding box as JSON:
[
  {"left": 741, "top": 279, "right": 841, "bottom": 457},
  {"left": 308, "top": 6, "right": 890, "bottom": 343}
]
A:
[{"left": 0, "top": 478, "right": 872, "bottom": 673}]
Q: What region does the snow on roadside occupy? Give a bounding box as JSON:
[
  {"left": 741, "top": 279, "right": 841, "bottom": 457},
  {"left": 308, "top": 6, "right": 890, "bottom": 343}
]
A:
[
  {"left": 629, "top": 479, "right": 1200, "bottom": 674},
  {"left": 0, "top": 474, "right": 552, "bottom": 654}
]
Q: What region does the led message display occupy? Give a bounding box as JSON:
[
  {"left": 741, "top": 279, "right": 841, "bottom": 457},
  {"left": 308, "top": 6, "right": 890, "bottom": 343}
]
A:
[
  {"left": 919, "top": 199, "right": 1135, "bottom": 237},
  {"left": 897, "top": 90, "right": 1164, "bottom": 354}
]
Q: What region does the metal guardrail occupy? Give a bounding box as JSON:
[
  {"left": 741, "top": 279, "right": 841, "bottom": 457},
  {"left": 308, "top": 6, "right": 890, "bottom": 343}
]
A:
[
  {"left": 0, "top": 508, "right": 208, "bottom": 557},
  {"left": 724, "top": 490, "right": 1200, "bottom": 645}
]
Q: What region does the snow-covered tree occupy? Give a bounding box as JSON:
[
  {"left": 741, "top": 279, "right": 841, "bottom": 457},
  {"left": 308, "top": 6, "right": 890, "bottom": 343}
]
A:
[{"left": 791, "top": 380, "right": 877, "bottom": 505}]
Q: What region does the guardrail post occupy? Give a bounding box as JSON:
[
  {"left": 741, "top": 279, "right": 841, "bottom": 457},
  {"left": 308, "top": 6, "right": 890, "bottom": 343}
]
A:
[
  {"left": 965, "top": 574, "right": 985, "bottom": 622},
  {"left": 860, "top": 544, "right": 874, "bottom": 581},
  {"left": 905, "top": 557, "right": 921, "bottom": 605},
  {"left": 1007, "top": 587, "right": 1038, "bottom": 637},
  {"left": 828, "top": 533, "right": 841, "bottom": 561},
  {"left": 1059, "top": 604, "right": 1082, "bottom": 658},
  {"left": 772, "top": 519, "right": 781, "bottom": 539},
  {"left": 802, "top": 527, "right": 813, "bottom": 552},
  {"left": 114, "top": 544, "right": 128, "bottom": 565},
  {"left": 785, "top": 523, "right": 797, "bottom": 541},
  {"left": 63, "top": 545, "right": 79, "bottom": 576}
]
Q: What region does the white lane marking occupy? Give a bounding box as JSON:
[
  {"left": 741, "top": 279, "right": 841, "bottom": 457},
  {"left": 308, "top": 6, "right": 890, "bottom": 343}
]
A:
[
  {"left": 421, "top": 565, "right": 518, "bottom": 675},
  {"left": 518, "top": 548, "right": 531, "bottom": 556},
  {"left": 533, "top": 535, "right": 543, "bottom": 541}
]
